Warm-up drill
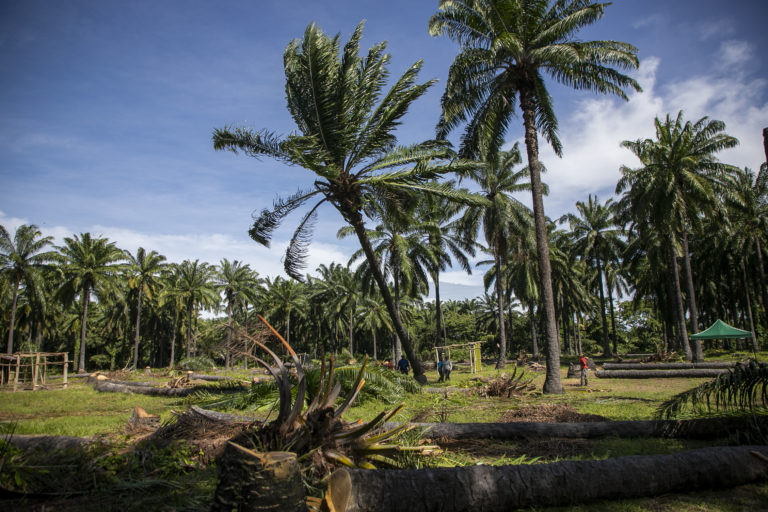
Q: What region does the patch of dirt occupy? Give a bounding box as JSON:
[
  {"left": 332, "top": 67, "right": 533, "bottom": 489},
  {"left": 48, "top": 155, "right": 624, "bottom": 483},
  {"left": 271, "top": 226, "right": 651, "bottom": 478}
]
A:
[{"left": 497, "top": 403, "right": 609, "bottom": 423}]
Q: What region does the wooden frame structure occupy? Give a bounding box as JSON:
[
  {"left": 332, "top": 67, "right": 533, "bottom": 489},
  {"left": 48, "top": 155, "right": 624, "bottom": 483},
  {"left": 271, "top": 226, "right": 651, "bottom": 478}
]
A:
[
  {"left": 0, "top": 352, "right": 69, "bottom": 391},
  {"left": 434, "top": 342, "right": 483, "bottom": 374}
]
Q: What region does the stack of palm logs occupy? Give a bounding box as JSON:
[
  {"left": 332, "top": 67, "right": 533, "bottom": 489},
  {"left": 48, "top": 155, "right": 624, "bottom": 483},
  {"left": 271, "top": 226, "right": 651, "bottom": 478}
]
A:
[{"left": 595, "top": 361, "right": 738, "bottom": 379}]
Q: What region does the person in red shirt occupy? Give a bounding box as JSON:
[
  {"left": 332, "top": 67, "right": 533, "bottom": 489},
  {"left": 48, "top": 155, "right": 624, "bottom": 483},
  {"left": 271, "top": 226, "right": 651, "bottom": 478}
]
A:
[{"left": 579, "top": 354, "right": 589, "bottom": 386}]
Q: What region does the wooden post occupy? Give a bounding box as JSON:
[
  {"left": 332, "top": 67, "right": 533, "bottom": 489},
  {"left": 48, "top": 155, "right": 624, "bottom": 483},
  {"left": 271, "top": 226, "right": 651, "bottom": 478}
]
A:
[
  {"left": 33, "top": 353, "right": 40, "bottom": 390},
  {"left": 63, "top": 352, "right": 68, "bottom": 389},
  {"left": 13, "top": 355, "right": 21, "bottom": 392}
]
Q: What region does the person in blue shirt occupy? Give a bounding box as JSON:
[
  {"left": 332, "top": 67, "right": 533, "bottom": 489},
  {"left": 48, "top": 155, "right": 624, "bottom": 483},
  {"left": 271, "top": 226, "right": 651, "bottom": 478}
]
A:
[
  {"left": 397, "top": 355, "right": 410, "bottom": 374},
  {"left": 437, "top": 358, "right": 444, "bottom": 382}
]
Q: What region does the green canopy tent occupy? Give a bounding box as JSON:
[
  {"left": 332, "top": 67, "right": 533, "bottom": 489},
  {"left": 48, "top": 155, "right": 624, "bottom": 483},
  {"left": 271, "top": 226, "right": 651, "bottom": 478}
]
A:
[{"left": 690, "top": 319, "right": 753, "bottom": 340}]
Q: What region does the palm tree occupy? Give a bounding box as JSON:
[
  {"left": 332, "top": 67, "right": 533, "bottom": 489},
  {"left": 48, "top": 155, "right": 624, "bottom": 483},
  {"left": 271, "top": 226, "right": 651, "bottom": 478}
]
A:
[
  {"left": 0, "top": 224, "right": 57, "bottom": 354},
  {"left": 175, "top": 259, "right": 218, "bottom": 359},
  {"left": 212, "top": 22, "right": 478, "bottom": 384},
  {"left": 561, "top": 195, "right": 623, "bottom": 356},
  {"left": 618, "top": 112, "right": 739, "bottom": 361},
  {"left": 726, "top": 167, "right": 768, "bottom": 329},
  {"left": 263, "top": 276, "right": 307, "bottom": 346},
  {"left": 57, "top": 233, "right": 125, "bottom": 372},
  {"left": 415, "top": 187, "right": 476, "bottom": 347},
  {"left": 357, "top": 293, "right": 392, "bottom": 360},
  {"left": 460, "top": 145, "right": 532, "bottom": 368},
  {"left": 431, "top": 0, "right": 641, "bottom": 393},
  {"left": 215, "top": 259, "right": 261, "bottom": 369},
  {"left": 125, "top": 247, "right": 166, "bottom": 370}
]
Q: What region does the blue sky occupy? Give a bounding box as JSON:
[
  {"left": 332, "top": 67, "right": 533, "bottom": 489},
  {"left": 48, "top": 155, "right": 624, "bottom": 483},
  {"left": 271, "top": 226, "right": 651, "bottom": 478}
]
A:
[{"left": 1, "top": 0, "right": 767, "bottom": 300}]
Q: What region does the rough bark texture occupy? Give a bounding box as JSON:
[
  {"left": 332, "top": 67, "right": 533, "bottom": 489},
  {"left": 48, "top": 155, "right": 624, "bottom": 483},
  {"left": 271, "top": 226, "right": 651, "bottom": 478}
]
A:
[
  {"left": 211, "top": 445, "right": 306, "bottom": 512},
  {"left": 494, "top": 247, "right": 507, "bottom": 369},
  {"left": 327, "top": 446, "right": 768, "bottom": 512},
  {"left": 78, "top": 286, "right": 90, "bottom": 372},
  {"left": 596, "top": 369, "right": 729, "bottom": 379},
  {"left": 667, "top": 241, "right": 692, "bottom": 360},
  {"left": 519, "top": 89, "right": 562, "bottom": 394},
  {"left": 385, "top": 415, "right": 767, "bottom": 440},
  {"left": 682, "top": 229, "right": 703, "bottom": 361}
]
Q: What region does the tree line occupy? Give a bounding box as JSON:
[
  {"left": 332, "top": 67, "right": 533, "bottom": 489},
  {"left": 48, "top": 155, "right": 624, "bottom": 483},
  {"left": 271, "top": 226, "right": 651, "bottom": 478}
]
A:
[{"left": 3, "top": 2, "right": 766, "bottom": 389}]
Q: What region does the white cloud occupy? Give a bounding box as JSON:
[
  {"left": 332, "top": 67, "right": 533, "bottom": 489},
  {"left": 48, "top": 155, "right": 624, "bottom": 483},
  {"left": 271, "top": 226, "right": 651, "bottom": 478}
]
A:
[
  {"left": 0, "top": 211, "right": 349, "bottom": 280},
  {"left": 694, "top": 19, "right": 736, "bottom": 41},
  {"left": 440, "top": 270, "right": 484, "bottom": 288},
  {"left": 517, "top": 40, "right": 768, "bottom": 220}
]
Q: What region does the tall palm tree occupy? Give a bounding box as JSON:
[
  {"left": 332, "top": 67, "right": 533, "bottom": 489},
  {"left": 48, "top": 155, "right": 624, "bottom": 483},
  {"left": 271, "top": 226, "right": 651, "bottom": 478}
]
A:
[
  {"left": 57, "top": 233, "right": 125, "bottom": 372},
  {"left": 726, "top": 167, "right": 768, "bottom": 328},
  {"left": 618, "top": 112, "right": 739, "bottom": 361},
  {"left": 460, "top": 145, "right": 532, "bottom": 368},
  {"left": 125, "top": 247, "right": 166, "bottom": 370},
  {"left": 560, "top": 195, "right": 622, "bottom": 356},
  {"left": 215, "top": 259, "right": 261, "bottom": 368},
  {"left": 415, "top": 187, "right": 476, "bottom": 347},
  {"left": 357, "top": 293, "right": 392, "bottom": 360},
  {"left": 212, "top": 22, "right": 478, "bottom": 384},
  {"left": 0, "top": 224, "right": 57, "bottom": 354},
  {"left": 431, "top": 0, "right": 641, "bottom": 392},
  {"left": 175, "top": 259, "right": 218, "bottom": 359},
  {"left": 263, "top": 276, "right": 307, "bottom": 346},
  {"left": 342, "top": 212, "right": 435, "bottom": 362},
  {"left": 159, "top": 264, "right": 185, "bottom": 369}
]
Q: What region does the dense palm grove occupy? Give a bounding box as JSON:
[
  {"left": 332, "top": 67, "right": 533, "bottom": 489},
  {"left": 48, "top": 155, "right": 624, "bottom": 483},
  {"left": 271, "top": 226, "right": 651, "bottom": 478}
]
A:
[{"left": 2, "top": 1, "right": 767, "bottom": 383}]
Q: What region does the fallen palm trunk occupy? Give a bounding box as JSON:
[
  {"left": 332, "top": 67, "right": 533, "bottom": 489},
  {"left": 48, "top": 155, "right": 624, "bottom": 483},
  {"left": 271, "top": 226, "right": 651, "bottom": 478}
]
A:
[
  {"left": 603, "top": 362, "right": 737, "bottom": 370},
  {"left": 92, "top": 378, "right": 207, "bottom": 396},
  {"left": 385, "top": 415, "right": 768, "bottom": 440},
  {"left": 3, "top": 435, "right": 92, "bottom": 451},
  {"left": 325, "top": 445, "right": 768, "bottom": 512},
  {"left": 595, "top": 369, "right": 729, "bottom": 378}
]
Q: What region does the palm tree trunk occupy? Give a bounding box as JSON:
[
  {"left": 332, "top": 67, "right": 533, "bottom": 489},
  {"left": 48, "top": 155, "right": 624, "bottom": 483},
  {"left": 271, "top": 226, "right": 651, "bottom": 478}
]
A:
[
  {"left": 607, "top": 285, "right": 618, "bottom": 355},
  {"left": 434, "top": 272, "right": 444, "bottom": 347},
  {"left": 78, "top": 285, "right": 91, "bottom": 372},
  {"left": 349, "top": 212, "right": 426, "bottom": 383},
  {"left": 520, "top": 90, "right": 562, "bottom": 394},
  {"left": 132, "top": 286, "right": 143, "bottom": 371},
  {"left": 226, "top": 303, "right": 232, "bottom": 370},
  {"left": 372, "top": 329, "right": 377, "bottom": 361},
  {"left": 186, "top": 302, "right": 193, "bottom": 359},
  {"left": 595, "top": 252, "right": 610, "bottom": 356},
  {"left": 6, "top": 279, "right": 20, "bottom": 354},
  {"left": 495, "top": 247, "right": 507, "bottom": 369},
  {"left": 529, "top": 302, "right": 539, "bottom": 357},
  {"left": 754, "top": 237, "right": 768, "bottom": 327},
  {"left": 169, "top": 302, "right": 178, "bottom": 369},
  {"left": 681, "top": 230, "right": 703, "bottom": 361},
  {"left": 348, "top": 306, "right": 354, "bottom": 355},
  {"left": 741, "top": 262, "right": 760, "bottom": 352},
  {"left": 666, "top": 240, "right": 692, "bottom": 360}
]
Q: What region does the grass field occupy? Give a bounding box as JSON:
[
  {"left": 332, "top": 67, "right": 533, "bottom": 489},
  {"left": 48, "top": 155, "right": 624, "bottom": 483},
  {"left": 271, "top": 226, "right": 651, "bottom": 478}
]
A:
[{"left": 2, "top": 354, "right": 767, "bottom": 511}]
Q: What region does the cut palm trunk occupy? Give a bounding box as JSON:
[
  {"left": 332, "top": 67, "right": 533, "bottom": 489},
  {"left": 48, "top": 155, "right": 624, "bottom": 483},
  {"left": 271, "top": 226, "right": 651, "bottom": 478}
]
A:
[
  {"left": 385, "top": 415, "right": 768, "bottom": 440},
  {"left": 326, "top": 446, "right": 768, "bottom": 512},
  {"left": 602, "top": 362, "right": 736, "bottom": 370},
  {"left": 596, "top": 369, "right": 728, "bottom": 378},
  {"left": 211, "top": 444, "right": 306, "bottom": 512}
]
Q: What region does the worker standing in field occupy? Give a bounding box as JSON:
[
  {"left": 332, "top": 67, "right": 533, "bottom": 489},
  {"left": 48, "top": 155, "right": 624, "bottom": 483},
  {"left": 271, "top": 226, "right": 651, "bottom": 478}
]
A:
[{"left": 579, "top": 354, "right": 589, "bottom": 386}]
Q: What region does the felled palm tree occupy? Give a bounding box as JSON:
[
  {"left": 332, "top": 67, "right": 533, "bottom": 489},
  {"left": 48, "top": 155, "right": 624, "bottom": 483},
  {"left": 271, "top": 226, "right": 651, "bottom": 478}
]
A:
[
  {"left": 56, "top": 233, "right": 126, "bottom": 372},
  {"left": 0, "top": 224, "right": 57, "bottom": 354},
  {"left": 431, "top": 0, "right": 641, "bottom": 392},
  {"left": 213, "top": 22, "right": 478, "bottom": 384},
  {"left": 125, "top": 247, "right": 166, "bottom": 370},
  {"left": 460, "top": 145, "right": 532, "bottom": 368}
]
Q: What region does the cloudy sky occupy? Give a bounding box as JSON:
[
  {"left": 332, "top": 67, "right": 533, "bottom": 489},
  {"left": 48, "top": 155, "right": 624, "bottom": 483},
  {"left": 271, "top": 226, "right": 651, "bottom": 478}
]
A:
[{"left": 1, "top": 0, "right": 766, "bottom": 300}]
